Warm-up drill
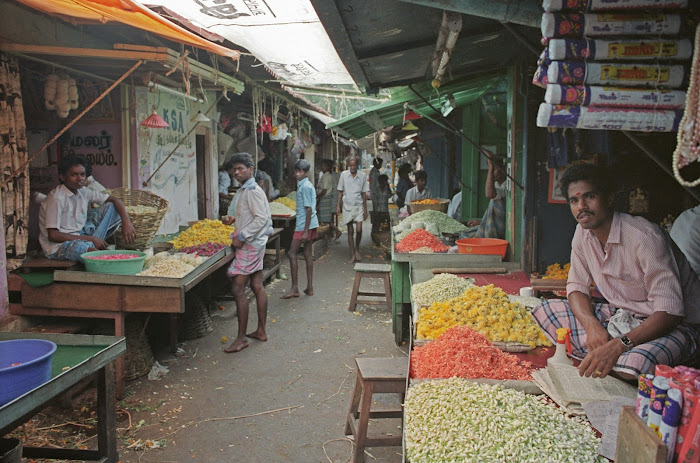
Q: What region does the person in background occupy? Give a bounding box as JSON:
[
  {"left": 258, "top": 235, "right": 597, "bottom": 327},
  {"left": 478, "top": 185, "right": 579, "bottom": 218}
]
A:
[
  {"left": 670, "top": 205, "right": 700, "bottom": 277},
  {"left": 39, "top": 154, "right": 135, "bottom": 261},
  {"left": 258, "top": 157, "right": 280, "bottom": 200},
  {"left": 447, "top": 188, "right": 462, "bottom": 221},
  {"left": 530, "top": 164, "right": 700, "bottom": 379},
  {"left": 218, "top": 160, "right": 236, "bottom": 215},
  {"left": 371, "top": 174, "right": 391, "bottom": 233},
  {"left": 405, "top": 170, "right": 432, "bottom": 215},
  {"left": 84, "top": 161, "right": 106, "bottom": 193},
  {"left": 337, "top": 156, "right": 369, "bottom": 264},
  {"left": 463, "top": 158, "right": 507, "bottom": 239},
  {"left": 221, "top": 152, "right": 273, "bottom": 353},
  {"left": 395, "top": 163, "right": 413, "bottom": 210},
  {"left": 316, "top": 159, "right": 342, "bottom": 240},
  {"left": 281, "top": 159, "right": 319, "bottom": 299},
  {"left": 369, "top": 157, "right": 383, "bottom": 233}
]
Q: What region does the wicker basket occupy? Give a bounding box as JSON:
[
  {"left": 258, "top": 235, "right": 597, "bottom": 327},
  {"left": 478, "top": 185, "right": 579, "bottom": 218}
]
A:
[
  {"left": 179, "top": 292, "right": 213, "bottom": 341},
  {"left": 409, "top": 199, "right": 449, "bottom": 214},
  {"left": 123, "top": 315, "right": 155, "bottom": 381},
  {"left": 106, "top": 188, "right": 169, "bottom": 250}
]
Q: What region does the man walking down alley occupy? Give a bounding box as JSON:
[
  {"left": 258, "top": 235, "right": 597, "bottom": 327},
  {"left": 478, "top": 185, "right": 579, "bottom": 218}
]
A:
[{"left": 336, "top": 157, "right": 369, "bottom": 264}]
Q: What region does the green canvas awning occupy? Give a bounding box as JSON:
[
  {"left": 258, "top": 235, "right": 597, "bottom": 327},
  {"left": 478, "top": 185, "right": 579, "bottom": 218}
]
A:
[{"left": 326, "top": 73, "right": 503, "bottom": 139}]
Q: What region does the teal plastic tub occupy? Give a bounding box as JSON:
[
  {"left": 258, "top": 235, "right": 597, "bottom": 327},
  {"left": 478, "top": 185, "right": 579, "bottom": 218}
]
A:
[{"left": 80, "top": 250, "right": 147, "bottom": 275}]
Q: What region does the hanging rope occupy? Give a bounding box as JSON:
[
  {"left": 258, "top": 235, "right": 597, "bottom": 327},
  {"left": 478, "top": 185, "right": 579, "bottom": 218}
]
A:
[{"left": 1, "top": 60, "right": 144, "bottom": 188}]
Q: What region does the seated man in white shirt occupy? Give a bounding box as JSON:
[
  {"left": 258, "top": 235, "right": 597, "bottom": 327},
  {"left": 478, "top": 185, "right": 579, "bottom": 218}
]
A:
[
  {"left": 39, "top": 154, "right": 135, "bottom": 261},
  {"left": 405, "top": 170, "right": 432, "bottom": 215}
]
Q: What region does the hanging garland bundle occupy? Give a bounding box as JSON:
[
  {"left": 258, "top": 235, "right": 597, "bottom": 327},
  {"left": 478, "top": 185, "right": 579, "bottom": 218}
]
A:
[{"left": 673, "top": 24, "right": 700, "bottom": 187}]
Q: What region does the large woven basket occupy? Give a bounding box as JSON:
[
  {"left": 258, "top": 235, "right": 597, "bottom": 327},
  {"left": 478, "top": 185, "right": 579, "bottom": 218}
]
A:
[
  {"left": 123, "top": 315, "right": 155, "bottom": 381},
  {"left": 178, "top": 292, "right": 213, "bottom": 341},
  {"left": 409, "top": 199, "right": 449, "bottom": 213},
  {"left": 106, "top": 188, "right": 169, "bottom": 249}
]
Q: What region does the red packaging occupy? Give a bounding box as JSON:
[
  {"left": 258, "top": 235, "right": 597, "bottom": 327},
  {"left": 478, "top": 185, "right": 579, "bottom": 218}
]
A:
[
  {"left": 656, "top": 365, "right": 677, "bottom": 379},
  {"left": 675, "top": 381, "right": 700, "bottom": 463}
]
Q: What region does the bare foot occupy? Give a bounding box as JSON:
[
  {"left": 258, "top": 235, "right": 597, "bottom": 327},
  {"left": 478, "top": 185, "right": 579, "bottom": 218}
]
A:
[
  {"left": 304, "top": 288, "right": 314, "bottom": 296},
  {"left": 334, "top": 231, "right": 342, "bottom": 241},
  {"left": 280, "top": 291, "right": 300, "bottom": 299},
  {"left": 355, "top": 253, "right": 362, "bottom": 262},
  {"left": 247, "top": 330, "right": 268, "bottom": 341},
  {"left": 346, "top": 256, "right": 356, "bottom": 264},
  {"left": 224, "top": 338, "right": 249, "bottom": 353}
]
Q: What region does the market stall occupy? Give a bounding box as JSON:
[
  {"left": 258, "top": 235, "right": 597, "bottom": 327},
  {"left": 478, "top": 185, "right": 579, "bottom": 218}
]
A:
[
  {"left": 0, "top": 332, "right": 125, "bottom": 463},
  {"left": 389, "top": 209, "right": 521, "bottom": 344},
  {"left": 11, "top": 246, "right": 234, "bottom": 396}
]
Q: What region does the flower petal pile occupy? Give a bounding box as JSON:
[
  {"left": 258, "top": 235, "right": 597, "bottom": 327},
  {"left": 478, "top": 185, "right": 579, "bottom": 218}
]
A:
[
  {"left": 410, "top": 326, "right": 532, "bottom": 380},
  {"left": 404, "top": 379, "right": 605, "bottom": 462},
  {"left": 416, "top": 284, "right": 552, "bottom": 347}
]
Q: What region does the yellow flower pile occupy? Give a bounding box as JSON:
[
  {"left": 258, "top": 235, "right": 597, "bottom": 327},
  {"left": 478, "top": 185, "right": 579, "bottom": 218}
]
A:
[
  {"left": 415, "top": 284, "right": 552, "bottom": 348},
  {"left": 543, "top": 262, "right": 570, "bottom": 280},
  {"left": 170, "top": 219, "right": 234, "bottom": 248},
  {"left": 274, "top": 197, "right": 296, "bottom": 210}
]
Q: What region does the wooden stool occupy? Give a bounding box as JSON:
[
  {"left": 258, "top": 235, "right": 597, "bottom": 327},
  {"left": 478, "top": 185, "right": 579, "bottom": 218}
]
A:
[
  {"left": 345, "top": 357, "right": 407, "bottom": 463},
  {"left": 349, "top": 263, "right": 392, "bottom": 312}
]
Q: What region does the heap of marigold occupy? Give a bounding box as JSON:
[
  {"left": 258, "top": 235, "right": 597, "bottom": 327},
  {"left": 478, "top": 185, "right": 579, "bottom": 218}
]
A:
[
  {"left": 170, "top": 219, "right": 234, "bottom": 248},
  {"left": 415, "top": 284, "right": 552, "bottom": 348},
  {"left": 543, "top": 262, "right": 570, "bottom": 279}
]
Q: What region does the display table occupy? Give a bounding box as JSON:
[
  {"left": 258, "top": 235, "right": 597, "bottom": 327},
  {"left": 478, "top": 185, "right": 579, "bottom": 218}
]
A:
[
  {"left": 10, "top": 248, "right": 234, "bottom": 396},
  {"left": 0, "top": 332, "right": 125, "bottom": 462},
  {"left": 272, "top": 215, "right": 296, "bottom": 250}
]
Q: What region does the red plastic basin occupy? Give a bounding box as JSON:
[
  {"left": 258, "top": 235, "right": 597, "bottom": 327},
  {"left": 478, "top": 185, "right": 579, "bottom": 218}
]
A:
[{"left": 455, "top": 238, "right": 508, "bottom": 258}]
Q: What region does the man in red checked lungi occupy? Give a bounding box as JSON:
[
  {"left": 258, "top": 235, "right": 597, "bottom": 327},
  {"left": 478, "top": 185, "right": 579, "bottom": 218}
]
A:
[
  {"left": 530, "top": 164, "right": 700, "bottom": 379},
  {"left": 221, "top": 152, "right": 273, "bottom": 353},
  {"left": 281, "top": 159, "right": 319, "bottom": 299}
]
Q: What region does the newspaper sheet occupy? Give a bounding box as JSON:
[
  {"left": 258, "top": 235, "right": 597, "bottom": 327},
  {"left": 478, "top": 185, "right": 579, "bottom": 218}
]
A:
[{"left": 547, "top": 364, "right": 637, "bottom": 406}]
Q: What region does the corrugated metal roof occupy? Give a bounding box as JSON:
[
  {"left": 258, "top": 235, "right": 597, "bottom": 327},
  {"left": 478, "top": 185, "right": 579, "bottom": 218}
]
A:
[{"left": 326, "top": 73, "right": 502, "bottom": 139}]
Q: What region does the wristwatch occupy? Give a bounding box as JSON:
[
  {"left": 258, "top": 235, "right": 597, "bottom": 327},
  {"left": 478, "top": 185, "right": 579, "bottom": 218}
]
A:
[{"left": 620, "top": 335, "right": 634, "bottom": 351}]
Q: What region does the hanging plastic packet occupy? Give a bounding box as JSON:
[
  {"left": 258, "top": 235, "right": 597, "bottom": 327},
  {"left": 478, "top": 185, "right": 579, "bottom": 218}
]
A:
[
  {"left": 648, "top": 376, "right": 670, "bottom": 435},
  {"left": 660, "top": 388, "right": 683, "bottom": 462},
  {"left": 637, "top": 374, "right": 655, "bottom": 421}
]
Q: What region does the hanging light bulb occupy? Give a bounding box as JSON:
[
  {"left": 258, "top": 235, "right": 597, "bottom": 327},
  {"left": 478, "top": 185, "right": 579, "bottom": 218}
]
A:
[{"left": 140, "top": 106, "right": 169, "bottom": 128}]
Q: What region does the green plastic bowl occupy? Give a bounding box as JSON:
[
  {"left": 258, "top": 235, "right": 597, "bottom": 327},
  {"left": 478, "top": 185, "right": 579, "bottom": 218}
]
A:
[{"left": 80, "top": 250, "right": 147, "bottom": 275}]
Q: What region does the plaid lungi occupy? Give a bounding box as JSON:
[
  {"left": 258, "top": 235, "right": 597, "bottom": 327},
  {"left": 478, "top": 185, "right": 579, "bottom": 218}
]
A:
[
  {"left": 530, "top": 299, "right": 700, "bottom": 377},
  {"left": 318, "top": 195, "right": 334, "bottom": 223},
  {"left": 462, "top": 199, "right": 505, "bottom": 239},
  {"left": 227, "top": 243, "right": 265, "bottom": 276}
]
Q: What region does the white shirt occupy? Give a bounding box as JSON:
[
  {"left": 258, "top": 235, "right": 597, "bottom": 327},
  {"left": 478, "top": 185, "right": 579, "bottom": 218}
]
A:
[
  {"left": 39, "top": 184, "right": 109, "bottom": 256},
  {"left": 219, "top": 171, "right": 231, "bottom": 194},
  {"left": 671, "top": 205, "right": 700, "bottom": 277},
  {"left": 405, "top": 186, "right": 432, "bottom": 204},
  {"left": 337, "top": 170, "right": 369, "bottom": 207}
]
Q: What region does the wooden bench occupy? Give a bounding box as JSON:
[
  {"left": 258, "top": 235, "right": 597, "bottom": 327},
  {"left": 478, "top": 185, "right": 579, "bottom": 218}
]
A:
[
  {"left": 345, "top": 357, "right": 407, "bottom": 462},
  {"left": 349, "top": 263, "right": 392, "bottom": 312}
]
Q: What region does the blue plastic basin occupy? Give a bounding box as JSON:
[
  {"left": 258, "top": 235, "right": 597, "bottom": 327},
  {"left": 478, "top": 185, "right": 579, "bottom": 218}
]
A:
[{"left": 0, "top": 339, "right": 57, "bottom": 407}]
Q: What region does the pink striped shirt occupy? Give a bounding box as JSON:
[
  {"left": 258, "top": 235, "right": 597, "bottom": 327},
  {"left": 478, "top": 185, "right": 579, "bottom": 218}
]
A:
[{"left": 567, "top": 212, "right": 700, "bottom": 324}]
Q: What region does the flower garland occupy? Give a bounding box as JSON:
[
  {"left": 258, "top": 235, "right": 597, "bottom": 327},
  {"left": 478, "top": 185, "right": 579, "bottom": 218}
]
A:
[{"left": 673, "top": 24, "right": 700, "bottom": 187}]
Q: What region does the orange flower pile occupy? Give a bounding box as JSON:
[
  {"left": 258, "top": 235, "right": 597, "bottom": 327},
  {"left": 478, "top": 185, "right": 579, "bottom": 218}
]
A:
[
  {"left": 396, "top": 229, "right": 449, "bottom": 253},
  {"left": 413, "top": 198, "right": 441, "bottom": 204},
  {"left": 410, "top": 326, "right": 532, "bottom": 380}
]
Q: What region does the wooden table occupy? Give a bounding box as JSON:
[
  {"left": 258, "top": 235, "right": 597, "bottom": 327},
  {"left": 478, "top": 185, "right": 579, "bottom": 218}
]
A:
[
  {"left": 0, "top": 332, "right": 125, "bottom": 462},
  {"left": 10, "top": 248, "right": 234, "bottom": 396},
  {"left": 272, "top": 215, "right": 296, "bottom": 250},
  {"left": 263, "top": 227, "right": 283, "bottom": 281}
]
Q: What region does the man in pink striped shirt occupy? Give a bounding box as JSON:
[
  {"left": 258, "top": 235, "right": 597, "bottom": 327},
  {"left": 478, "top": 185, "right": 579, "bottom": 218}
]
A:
[{"left": 531, "top": 164, "right": 700, "bottom": 379}]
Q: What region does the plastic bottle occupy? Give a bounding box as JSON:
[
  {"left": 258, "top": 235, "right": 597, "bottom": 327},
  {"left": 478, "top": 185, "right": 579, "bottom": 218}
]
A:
[{"left": 547, "top": 327, "right": 573, "bottom": 367}]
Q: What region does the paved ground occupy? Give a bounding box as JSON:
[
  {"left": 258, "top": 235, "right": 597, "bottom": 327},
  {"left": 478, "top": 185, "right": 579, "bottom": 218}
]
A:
[{"left": 118, "top": 223, "right": 407, "bottom": 463}]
